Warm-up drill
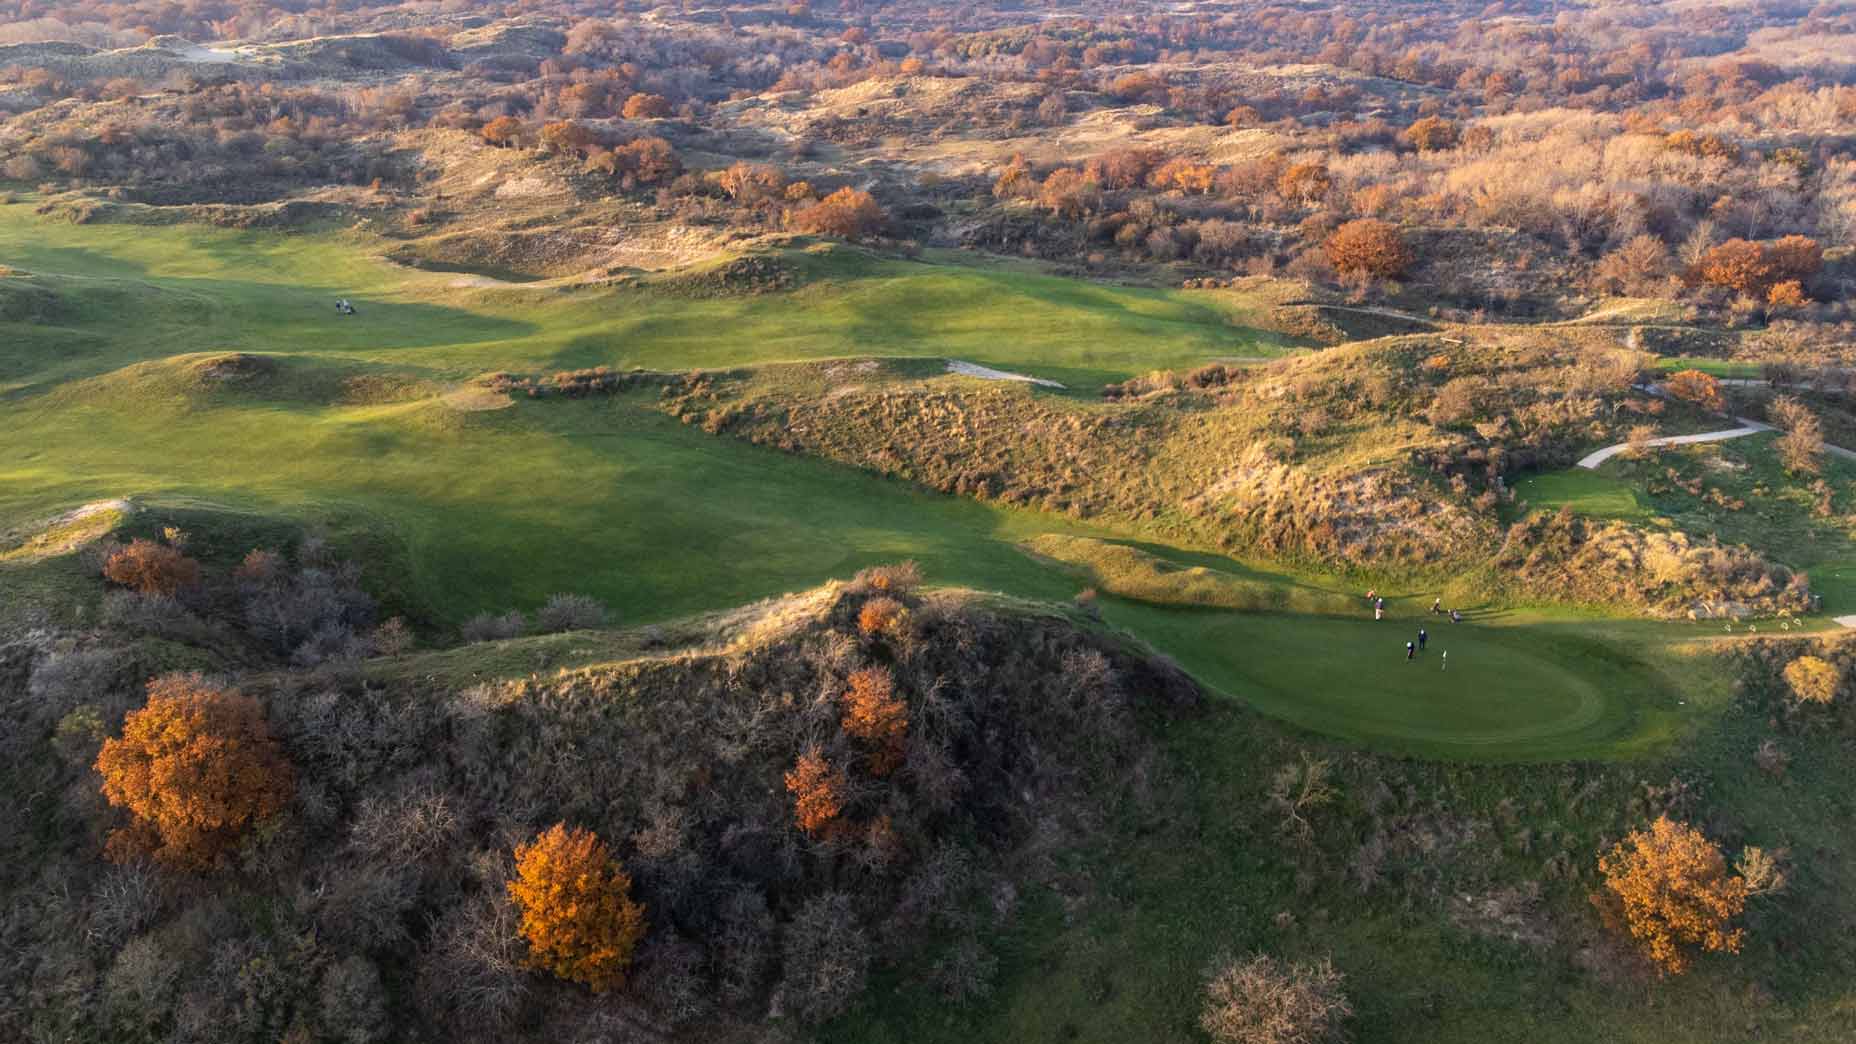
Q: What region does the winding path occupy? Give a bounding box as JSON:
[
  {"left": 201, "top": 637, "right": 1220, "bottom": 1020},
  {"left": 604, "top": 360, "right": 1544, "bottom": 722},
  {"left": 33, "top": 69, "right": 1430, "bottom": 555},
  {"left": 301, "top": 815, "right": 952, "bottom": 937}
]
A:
[
  {"left": 1578, "top": 383, "right": 1856, "bottom": 470},
  {"left": 1576, "top": 420, "right": 1774, "bottom": 469}
]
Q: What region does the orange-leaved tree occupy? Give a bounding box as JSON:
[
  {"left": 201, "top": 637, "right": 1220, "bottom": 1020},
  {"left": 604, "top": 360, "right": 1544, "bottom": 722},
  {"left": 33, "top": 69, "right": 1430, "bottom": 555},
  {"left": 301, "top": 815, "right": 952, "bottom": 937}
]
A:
[
  {"left": 1663, "top": 369, "right": 1725, "bottom": 413},
  {"left": 1592, "top": 816, "right": 1749, "bottom": 974},
  {"left": 792, "top": 187, "right": 886, "bottom": 239},
  {"left": 103, "top": 538, "right": 202, "bottom": 596},
  {"left": 95, "top": 674, "right": 294, "bottom": 869},
  {"left": 1325, "top": 219, "right": 1412, "bottom": 279},
  {"left": 1695, "top": 238, "right": 1776, "bottom": 297},
  {"left": 506, "top": 823, "right": 647, "bottom": 992},
  {"left": 785, "top": 747, "right": 847, "bottom": 837},
  {"left": 480, "top": 115, "right": 525, "bottom": 147},
  {"left": 842, "top": 666, "right": 908, "bottom": 775}
]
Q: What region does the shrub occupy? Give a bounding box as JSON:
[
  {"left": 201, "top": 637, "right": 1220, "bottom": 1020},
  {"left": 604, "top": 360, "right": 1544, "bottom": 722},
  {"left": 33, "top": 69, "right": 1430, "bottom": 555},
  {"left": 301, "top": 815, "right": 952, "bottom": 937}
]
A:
[
  {"left": 778, "top": 892, "right": 870, "bottom": 1023},
  {"left": 1037, "top": 168, "right": 1098, "bottom": 219},
  {"left": 621, "top": 92, "right": 672, "bottom": 119},
  {"left": 854, "top": 560, "right": 923, "bottom": 595},
  {"left": 1276, "top": 162, "right": 1331, "bottom": 205},
  {"left": 480, "top": 116, "right": 524, "bottom": 147},
  {"left": 1325, "top": 219, "right": 1411, "bottom": 278},
  {"left": 784, "top": 747, "right": 846, "bottom": 838},
  {"left": 1770, "top": 396, "right": 1823, "bottom": 475},
  {"left": 1404, "top": 115, "right": 1459, "bottom": 152},
  {"left": 536, "top": 593, "right": 608, "bottom": 633},
  {"left": 103, "top": 538, "right": 201, "bottom": 596},
  {"left": 1663, "top": 369, "right": 1725, "bottom": 412},
  {"left": 1782, "top": 654, "right": 1839, "bottom": 703},
  {"left": 538, "top": 120, "right": 595, "bottom": 155},
  {"left": 506, "top": 823, "right": 648, "bottom": 992},
  {"left": 792, "top": 187, "right": 886, "bottom": 239},
  {"left": 370, "top": 616, "right": 414, "bottom": 656},
  {"left": 856, "top": 596, "right": 906, "bottom": 637},
  {"left": 841, "top": 666, "right": 908, "bottom": 774},
  {"left": 1695, "top": 238, "right": 1776, "bottom": 297},
  {"left": 1594, "top": 235, "right": 1670, "bottom": 296},
  {"left": 1200, "top": 953, "right": 1351, "bottom": 1044},
  {"left": 95, "top": 675, "right": 295, "bottom": 869},
  {"left": 1593, "top": 816, "right": 1748, "bottom": 974},
  {"left": 461, "top": 610, "right": 527, "bottom": 643}
]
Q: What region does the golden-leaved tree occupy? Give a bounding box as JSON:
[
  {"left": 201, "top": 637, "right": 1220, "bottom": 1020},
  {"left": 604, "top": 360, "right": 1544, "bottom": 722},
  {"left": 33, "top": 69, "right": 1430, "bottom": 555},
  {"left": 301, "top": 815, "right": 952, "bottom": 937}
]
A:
[
  {"left": 95, "top": 675, "right": 294, "bottom": 869},
  {"left": 1593, "top": 816, "right": 1749, "bottom": 974},
  {"left": 506, "top": 823, "right": 648, "bottom": 992}
]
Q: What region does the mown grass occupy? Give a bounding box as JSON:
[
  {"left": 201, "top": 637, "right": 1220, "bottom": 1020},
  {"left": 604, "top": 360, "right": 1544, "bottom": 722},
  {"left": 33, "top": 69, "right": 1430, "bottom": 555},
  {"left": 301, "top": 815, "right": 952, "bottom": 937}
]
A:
[
  {"left": 0, "top": 203, "right": 1295, "bottom": 394},
  {"left": 1512, "top": 470, "right": 1658, "bottom": 522},
  {"left": 0, "top": 202, "right": 1731, "bottom": 760}
]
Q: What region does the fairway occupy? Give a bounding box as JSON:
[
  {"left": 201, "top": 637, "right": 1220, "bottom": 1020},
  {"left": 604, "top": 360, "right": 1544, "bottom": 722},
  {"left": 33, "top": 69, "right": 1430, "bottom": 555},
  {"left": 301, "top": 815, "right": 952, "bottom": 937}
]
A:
[{"left": 1, "top": 204, "right": 1690, "bottom": 761}]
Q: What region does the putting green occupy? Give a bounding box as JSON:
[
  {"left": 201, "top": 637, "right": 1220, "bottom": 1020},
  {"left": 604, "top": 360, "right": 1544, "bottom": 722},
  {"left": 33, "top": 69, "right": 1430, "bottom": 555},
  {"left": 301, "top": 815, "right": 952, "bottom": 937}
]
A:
[{"left": 1102, "top": 602, "right": 1664, "bottom": 760}]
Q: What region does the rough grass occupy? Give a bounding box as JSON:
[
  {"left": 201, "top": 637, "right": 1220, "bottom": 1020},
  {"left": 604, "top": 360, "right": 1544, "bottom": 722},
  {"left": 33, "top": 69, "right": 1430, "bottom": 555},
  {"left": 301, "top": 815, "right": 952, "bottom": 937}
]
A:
[
  {"left": 1527, "top": 436, "right": 1856, "bottom": 612},
  {"left": 1021, "top": 533, "right": 1360, "bottom": 615}
]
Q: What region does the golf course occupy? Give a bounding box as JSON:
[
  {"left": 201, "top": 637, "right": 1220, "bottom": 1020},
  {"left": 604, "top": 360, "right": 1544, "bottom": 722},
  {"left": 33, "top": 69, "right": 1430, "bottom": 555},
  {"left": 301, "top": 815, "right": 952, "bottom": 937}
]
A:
[{"left": 0, "top": 202, "right": 1787, "bottom": 761}]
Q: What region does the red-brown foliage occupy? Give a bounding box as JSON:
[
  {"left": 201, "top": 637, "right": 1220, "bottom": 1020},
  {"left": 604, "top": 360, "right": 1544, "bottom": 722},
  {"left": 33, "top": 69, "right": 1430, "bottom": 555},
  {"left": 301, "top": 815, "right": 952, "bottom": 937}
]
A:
[
  {"left": 784, "top": 747, "right": 847, "bottom": 837},
  {"left": 1664, "top": 369, "right": 1726, "bottom": 412},
  {"left": 792, "top": 187, "right": 886, "bottom": 239},
  {"left": 1325, "top": 219, "right": 1412, "bottom": 278},
  {"left": 621, "top": 92, "right": 672, "bottom": 119},
  {"left": 103, "top": 538, "right": 202, "bottom": 596},
  {"left": 95, "top": 675, "right": 294, "bottom": 869}
]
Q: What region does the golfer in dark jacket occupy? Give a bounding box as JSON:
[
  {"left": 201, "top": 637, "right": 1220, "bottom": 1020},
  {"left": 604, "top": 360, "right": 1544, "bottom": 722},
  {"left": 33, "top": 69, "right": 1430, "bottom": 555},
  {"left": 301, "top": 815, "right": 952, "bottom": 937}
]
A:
[
  {"left": 1417, "top": 628, "right": 1428, "bottom": 651},
  {"left": 1405, "top": 641, "right": 1416, "bottom": 661}
]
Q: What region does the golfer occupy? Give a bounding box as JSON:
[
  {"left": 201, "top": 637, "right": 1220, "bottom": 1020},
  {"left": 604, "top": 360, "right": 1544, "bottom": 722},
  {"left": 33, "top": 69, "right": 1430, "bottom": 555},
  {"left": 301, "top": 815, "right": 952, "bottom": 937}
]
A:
[
  {"left": 1417, "top": 628, "right": 1428, "bottom": 651},
  {"left": 1405, "top": 641, "right": 1416, "bottom": 661},
  {"left": 1450, "top": 608, "right": 1462, "bottom": 624},
  {"left": 1431, "top": 597, "right": 1442, "bottom": 614},
  {"left": 1375, "top": 603, "right": 1384, "bottom": 621}
]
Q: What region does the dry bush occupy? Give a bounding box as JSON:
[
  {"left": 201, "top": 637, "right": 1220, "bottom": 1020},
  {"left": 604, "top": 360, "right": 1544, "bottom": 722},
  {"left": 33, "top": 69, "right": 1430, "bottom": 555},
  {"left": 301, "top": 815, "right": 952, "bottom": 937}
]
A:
[
  {"left": 1781, "top": 654, "right": 1839, "bottom": 704},
  {"left": 1200, "top": 953, "right": 1351, "bottom": 1044},
  {"left": 1769, "top": 396, "right": 1824, "bottom": 475},
  {"left": 856, "top": 596, "right": 907, "bottom": 637},
  {"left": 506, "top": 823, "right": 647, "bottom": 992},
  {"left": 1037, "top": 168, "right": 1099, "bottom": 219},
  {"left": 1277, "top": 162, "right": 1331, "bottom": 205},
  {"left": 852, "top": 560, "right": 922, "bottom": 596},
  {"left": 1592, "top": 816, "right": 1748, "bottom": 974},
  {"left": 1404, "top": 115, "right": 1459, "bottom": 152},
  {"left": 461, "top": 611, "right": 527, "bottom": 643},
  {"left": 1325, "top": 219, "right": 1411, "bottom": 278},
  {"left": 1624, "top": 424, "right": 1659, "bottom": 460},
  {"left": 1663, "top": 369, "right": 1725, "bottom": 412},
  {"left": 95, "top": 674, "right": 294, "bottom": 869},
  {"left": 102, "top": 538, "right": 201, "bottom": 597},
  {"left": 1593, "top": 235, "right": 1670, "bottom": 296},
  {"left": 621, "top": 92, "right": 671, "bottom": 118},
  {"left": 778, "top": 892, "right": 870, "bottom": 1023},
  {"left": 479, "top": 115, "right": 523, "bottom": 147},
  {"left": 785, "top": 747, "right": 847, "bottom": 838},
  {"left": 536, "top": 593, "right": 607, "bottom": 633},
  {"left": 792, "top": 187, "right": 886, "bottom": 239},
  {"left": 371, "top": 616, "right": 414, "bottom": 656}
]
